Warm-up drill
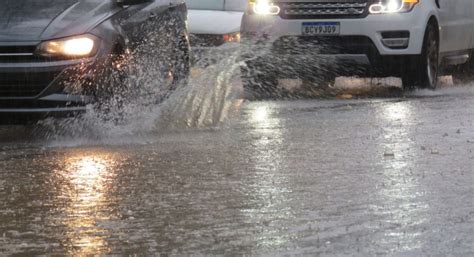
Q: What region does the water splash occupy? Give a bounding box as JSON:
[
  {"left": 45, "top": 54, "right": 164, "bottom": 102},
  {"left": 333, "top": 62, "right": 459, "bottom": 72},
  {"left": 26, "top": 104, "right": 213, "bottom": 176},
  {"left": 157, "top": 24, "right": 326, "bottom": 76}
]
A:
[
  {"left": 158, "top": 50, "right": 243, "bottom": 129},
  {"left": 32, "top": 44, "right": 243, "bottom": 146},
  {"left": 4, "top": 36, "right": 474, "bottom": 148}
]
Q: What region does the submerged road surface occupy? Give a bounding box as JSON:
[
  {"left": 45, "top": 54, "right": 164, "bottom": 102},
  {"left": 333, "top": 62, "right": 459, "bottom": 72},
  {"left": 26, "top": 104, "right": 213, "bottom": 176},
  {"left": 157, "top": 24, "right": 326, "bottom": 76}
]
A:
[{"left": 0, "top": 85, "right": 473, "bottom": 256}]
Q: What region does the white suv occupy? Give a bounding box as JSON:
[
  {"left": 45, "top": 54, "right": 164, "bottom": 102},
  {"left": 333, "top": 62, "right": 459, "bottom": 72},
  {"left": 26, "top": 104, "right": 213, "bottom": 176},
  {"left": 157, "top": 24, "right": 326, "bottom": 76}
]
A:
[
  {"left": 186, "top": 0, "right": 246, "bottom": 47},
  {"left": 240, "top": 0, "right": 474, "bottom": 97}
]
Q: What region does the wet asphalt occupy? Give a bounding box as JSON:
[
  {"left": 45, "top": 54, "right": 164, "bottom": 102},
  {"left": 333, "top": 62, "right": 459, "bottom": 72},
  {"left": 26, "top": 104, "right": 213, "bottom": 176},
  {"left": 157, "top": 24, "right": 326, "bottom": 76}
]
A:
[{"left": 0, "top": 83, "right": 474, "bottom": 256}]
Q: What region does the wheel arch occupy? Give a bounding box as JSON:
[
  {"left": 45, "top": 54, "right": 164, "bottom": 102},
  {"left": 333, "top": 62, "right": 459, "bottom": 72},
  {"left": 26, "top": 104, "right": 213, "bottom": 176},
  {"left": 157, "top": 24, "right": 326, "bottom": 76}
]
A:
[
  {"left": 426, "top": 15, "right": 440, "bottom": 43},
  {"left": 415, "top": 10, "right": 441, "bottom": 55}
]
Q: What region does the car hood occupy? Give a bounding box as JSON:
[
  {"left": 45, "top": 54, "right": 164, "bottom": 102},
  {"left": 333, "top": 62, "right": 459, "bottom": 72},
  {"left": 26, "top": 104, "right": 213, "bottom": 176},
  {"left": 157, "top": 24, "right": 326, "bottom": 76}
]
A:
[
  {"left": 188, "top": 10, "right": 243, "bottom": 35},
  {"left": 0, "top": 0, "right": 120, "bottom": 42}
]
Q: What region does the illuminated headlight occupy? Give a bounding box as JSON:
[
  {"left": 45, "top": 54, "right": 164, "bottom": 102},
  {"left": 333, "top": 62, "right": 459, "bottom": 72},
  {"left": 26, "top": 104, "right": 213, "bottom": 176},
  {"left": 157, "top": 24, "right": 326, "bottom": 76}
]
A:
[
  {"left": 369, "top": 0, "right": 419, "bottom": 14},
  {"left": 249, "top": 0, "right": 280, "bottom": 15},
  {"left": 36, "top": 34, "right": 100, "bottom": 58}
]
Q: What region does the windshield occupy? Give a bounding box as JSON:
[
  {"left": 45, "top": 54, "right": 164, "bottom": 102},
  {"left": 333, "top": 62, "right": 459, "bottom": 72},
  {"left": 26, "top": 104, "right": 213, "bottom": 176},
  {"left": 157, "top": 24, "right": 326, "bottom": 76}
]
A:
[
  {"left": 0, "top": 0, "right": 78, "bottom": 21},
  {"left": 185, "top": 0, "right": 247, "bottom": 11}
]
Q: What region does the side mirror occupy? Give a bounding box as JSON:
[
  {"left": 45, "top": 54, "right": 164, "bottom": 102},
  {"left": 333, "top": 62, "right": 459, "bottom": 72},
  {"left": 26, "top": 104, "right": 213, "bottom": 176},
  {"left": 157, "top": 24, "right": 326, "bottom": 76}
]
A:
[{"left": 116, "top": 0, "right": 150, "bottom": 7}]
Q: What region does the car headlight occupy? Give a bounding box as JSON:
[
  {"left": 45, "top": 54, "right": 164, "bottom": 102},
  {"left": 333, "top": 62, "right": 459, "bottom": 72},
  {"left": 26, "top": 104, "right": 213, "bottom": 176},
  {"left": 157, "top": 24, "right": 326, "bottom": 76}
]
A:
[
  {"left": 36, "top": 34, "right": 100, "bottom": 58},
  {"left": 369, "top": 0, "right": 419, "bottom": 14},
  {"left": 223, "top": 32, "right": 241, "bottom": 43},
  {"left": 248, "top": 0, "right": 280, "bottom": 15}
]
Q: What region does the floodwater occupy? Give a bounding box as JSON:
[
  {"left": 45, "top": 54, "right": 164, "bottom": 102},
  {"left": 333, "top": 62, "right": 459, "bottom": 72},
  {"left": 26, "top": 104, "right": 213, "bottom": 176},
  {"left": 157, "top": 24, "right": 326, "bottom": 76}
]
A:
[{"left": 1, "top": 45, "right": 474, "bottom": 255}]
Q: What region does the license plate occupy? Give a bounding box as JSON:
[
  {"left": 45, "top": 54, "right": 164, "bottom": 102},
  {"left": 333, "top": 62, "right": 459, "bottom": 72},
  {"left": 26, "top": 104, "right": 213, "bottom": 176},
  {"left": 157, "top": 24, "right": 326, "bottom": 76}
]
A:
[{"left": 302, "top": 22, "right": 340, "bottom": 36}]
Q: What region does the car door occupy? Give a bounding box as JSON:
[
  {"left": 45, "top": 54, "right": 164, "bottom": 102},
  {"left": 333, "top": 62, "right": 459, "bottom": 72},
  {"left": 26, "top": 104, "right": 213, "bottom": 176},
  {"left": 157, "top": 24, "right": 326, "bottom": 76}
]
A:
[
  {"left": 468, "top": 0, "right": 474, "bottom": 50},
  {"left": 438, "top": 0, "right": 472, "bottom": 53}
]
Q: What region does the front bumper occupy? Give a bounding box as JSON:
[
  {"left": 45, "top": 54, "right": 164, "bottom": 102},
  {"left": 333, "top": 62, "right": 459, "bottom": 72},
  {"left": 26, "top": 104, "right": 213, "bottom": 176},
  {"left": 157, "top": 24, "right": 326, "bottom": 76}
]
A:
[
  {"left": 0, "top": 43, "right": 112, "bottom": 121},
  {"left": 241, "top": 4, "right": 433, "bottom": 56},
  {"left": 0, "top": 60, "right": 93, "bottom": 122},
  {"left": 0, "top": 105, "right": 87, "bottom": 125}
]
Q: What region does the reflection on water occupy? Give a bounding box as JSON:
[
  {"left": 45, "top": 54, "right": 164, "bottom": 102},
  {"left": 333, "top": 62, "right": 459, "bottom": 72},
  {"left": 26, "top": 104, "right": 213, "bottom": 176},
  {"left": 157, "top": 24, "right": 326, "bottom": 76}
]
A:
[
  {"left": 56, "top": 151, "right": 120, "bottom": 255},
  {"left": 248, "top": 104, "right": 284, "bottom": 170},
  {"left": 252, "top": 106, "right": 270, "bottom": 124},
  {"left": 382, "top": 102, "right": 413, "bottom": 122},
  {"left": 376, "top": 102, "right": 429, "bottom": 252},
  {"left": 68, "top": 156, "right": 109, "bottom": 198},
  {"left": 244, "top": 103, "right": 293, "bottom": 249}
]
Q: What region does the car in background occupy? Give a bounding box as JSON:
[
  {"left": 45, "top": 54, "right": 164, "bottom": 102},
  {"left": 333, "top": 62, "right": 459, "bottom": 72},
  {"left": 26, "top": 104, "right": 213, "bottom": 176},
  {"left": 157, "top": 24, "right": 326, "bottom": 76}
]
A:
[
  {"left": 241, "top": 0, "right": 474, "bottom": 99},
  {"left": 0, "top": 0, "right": 190, "bottom": 124},
  {"left": 186, "top": 0, "right": 246, "bottom": 49}
]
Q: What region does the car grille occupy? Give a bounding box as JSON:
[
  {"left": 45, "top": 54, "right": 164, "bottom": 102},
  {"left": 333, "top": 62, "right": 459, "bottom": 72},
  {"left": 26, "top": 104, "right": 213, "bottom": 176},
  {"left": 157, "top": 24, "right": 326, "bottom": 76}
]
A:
[
  {"left": 272, "top": 36, "right": 377, "bottom": 55},
  {"left": 0, "top": 45, "right": 40, "bottom": 63},
  {"left": 0, "top": 71, "right": 58, "bottom": 97},
  {"left": 0, "top": 44, "right": 60, "bottom": 97},
  {"left": 277, "top": 1, "right": 369, "bottom": 19}
]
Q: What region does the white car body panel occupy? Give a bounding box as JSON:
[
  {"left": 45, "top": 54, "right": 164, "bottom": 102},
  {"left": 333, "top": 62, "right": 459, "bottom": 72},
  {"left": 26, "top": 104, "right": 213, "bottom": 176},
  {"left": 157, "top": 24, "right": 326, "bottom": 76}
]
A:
[
  {"left": 242, "top": 2, "right": 440, "bottom": 56},
  {"left": 438, "top": 0, "right": 474, "bottom": 53},
  {"left": 188, "top": 10, "right": 243, "bottom": 35},
  {"left": 241, "top": 0, "right": 474, "bottom": 57}
]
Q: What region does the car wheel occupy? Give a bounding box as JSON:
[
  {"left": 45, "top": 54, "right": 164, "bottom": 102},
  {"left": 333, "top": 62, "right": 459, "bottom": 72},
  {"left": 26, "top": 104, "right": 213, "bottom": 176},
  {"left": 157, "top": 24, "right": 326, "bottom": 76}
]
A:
[
  {"left": 402, "top": 22, "right": 439, "bottom": 90},
  {"left": 127, "top": 11, "right": 191, "bottom": 103}
]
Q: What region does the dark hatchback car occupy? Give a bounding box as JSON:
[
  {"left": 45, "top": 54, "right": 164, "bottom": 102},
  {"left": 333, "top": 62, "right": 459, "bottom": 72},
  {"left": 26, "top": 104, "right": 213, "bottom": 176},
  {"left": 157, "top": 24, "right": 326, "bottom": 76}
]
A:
[{"left": 0, "top": 0, "right": 190, "bottom": 123}]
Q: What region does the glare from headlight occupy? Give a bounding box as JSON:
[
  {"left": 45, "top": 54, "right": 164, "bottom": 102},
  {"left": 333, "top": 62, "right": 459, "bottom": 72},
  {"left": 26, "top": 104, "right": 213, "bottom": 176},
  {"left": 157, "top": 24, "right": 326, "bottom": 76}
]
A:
[
  {"left": 223, "top": 32, "right": 241, "bottom": 43},
  {"left": 38, "top": 35, "right": 98, "bottom": 58},
  {"left": 386, "top": 0, "right": 400, "bottom": 12},
  {"left": 369, "top": 0, "right": 419, "bottom": 14},
  {"left": 250, "top": 0, "right": 280, "bottom": 15},
  {"left": 63, "top": 38, "right": 95, "bottom": 56}
]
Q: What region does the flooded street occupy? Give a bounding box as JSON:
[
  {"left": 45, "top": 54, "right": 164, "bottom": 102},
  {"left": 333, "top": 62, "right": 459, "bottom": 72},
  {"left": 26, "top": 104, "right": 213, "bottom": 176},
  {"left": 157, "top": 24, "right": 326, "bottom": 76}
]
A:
[
  {"left": 3, "top": 0, "right": 474, "bottom": 255},
  {"left": 1, "top": 78, "right": 473, "bottom": 255}
]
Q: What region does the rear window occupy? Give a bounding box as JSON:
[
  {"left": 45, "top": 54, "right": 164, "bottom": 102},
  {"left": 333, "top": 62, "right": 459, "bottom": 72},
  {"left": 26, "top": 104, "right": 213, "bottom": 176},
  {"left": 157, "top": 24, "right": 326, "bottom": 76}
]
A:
[{"left": 186, "top": 0, "right": 247, "bottom": 11}]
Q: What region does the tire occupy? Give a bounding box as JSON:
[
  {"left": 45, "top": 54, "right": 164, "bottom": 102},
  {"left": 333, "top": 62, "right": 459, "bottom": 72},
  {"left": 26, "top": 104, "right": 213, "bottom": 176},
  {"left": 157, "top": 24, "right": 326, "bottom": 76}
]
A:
[
  {"left": 402, "top": 22, "right": 439, "bottom": 90},
  {"left": 136, "top": 11, "right": 190, "bottom": 102},
  {"left": 240, "top": 62, "right": 280, "bottom": 100}
]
